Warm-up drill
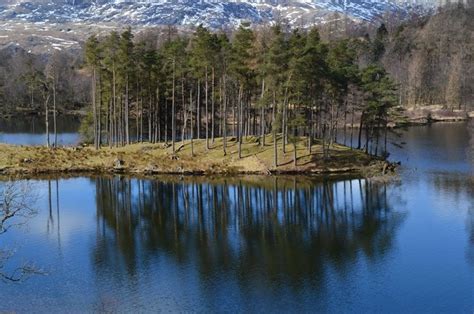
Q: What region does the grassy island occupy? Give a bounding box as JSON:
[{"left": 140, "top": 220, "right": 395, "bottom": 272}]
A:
[{"left": 0, "top": 135, "right": 393, "bottom": 177}]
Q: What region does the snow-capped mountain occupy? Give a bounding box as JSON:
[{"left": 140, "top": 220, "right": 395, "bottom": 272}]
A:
[{"left": 0, "top": 0, "right": 436, "bottom": 29}]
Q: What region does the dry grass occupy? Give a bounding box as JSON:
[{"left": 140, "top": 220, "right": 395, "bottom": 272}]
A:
[{"left": 0, "top": 134, "right": 380, "bottom": 176}]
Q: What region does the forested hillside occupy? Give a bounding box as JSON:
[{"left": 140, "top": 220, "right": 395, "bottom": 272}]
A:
[{"left": 381, "top": 4, "right": 473, "bottom": 109}]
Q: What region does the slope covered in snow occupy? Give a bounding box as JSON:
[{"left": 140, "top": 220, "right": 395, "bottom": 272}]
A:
[{"left": 0, "top": 0, "right": 435, "bottom": 29}]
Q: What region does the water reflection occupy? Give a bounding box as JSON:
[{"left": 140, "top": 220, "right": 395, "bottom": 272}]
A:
[
  {"left": 432, "top": 173, "right": 474, "bottom": 265},
  {"left": 2, "top": 122, "right": 473, "bottom": 312},
  {"left": 92, "top": 176, "right": 406, "bottom": 287},
  {"left": 2, "top": 171, "right": 473, "bottom": 311}
]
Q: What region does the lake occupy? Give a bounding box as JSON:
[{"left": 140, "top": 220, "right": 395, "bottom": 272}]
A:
[
  {"left": 0, "top": 116, "right": 81, "bottom": 146},
  {"left": 0, "top": 122, "right": 473, "bottom": 312}
]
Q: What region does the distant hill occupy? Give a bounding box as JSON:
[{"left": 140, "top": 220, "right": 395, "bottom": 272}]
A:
[{"left": 0, "top": 0, "right": 433, "bottom": 29}]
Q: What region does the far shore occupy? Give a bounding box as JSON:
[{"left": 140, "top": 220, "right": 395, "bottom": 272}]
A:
[
  {"left": 0, "top": 135, "right": 395, "bottom": 178},
  {"left": 398, "top": 106, "right": 473, "bottom": 126},
  {"left": 2, "top": 106, "right": 472, "bottom": 127}
]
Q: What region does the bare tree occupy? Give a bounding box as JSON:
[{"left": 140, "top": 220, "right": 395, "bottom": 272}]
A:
[{"left": 0, "top": 181, "right": 42, "bottom": 282}]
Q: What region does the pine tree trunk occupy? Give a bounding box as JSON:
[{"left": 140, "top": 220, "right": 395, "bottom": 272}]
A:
[
  {"left": 156, "top": 95, "right": 160, "bottom": 143},
  {"left": 309, "top": 108, "right": 313, "bottom": 154},
  {"left": 125, "top": 77, "right": 130, "bottom": 145},
  {"left": 181, "top": 79, "right": 187, "bottom": 147},
  {"left": 156, "top": 87, "right": 160, "bottom": 143},
  {"left": 246, "top": 97, "right": 250, "bottom": 139},
  {"left": 154, "top": 87, "right": 158, "bottom": 143},
  {"left": 375, "top": 121, "right": 380, "bottom": 156},
  {"left": 211, "top": 67, "right": 215, "bottom": 144},
  {"left": 118, "top": 93, "right": 121, "bottom": 145},
  {"left": 92, "top": 68, "right": 97, "bottom": 149},
  {"left": 223, "top": 74, "right": 227, "bottom": 156},
  {"left": 205, "top": 67, "right": 209, "bottom": 150},
  {"left": 261, "top": 106, "right": 265, "bottom": 147},
  {"left": 148, "top": 93, "right": 152, "bottom": 143},
  {"left": 232, "top": 91, "right": 236, "bottom": 137},
  {"left": 343, "top": 98, "right": 347, "bottom": 145},
  {"left": 135, "top": 80, "right": 139, "bottom": 143},
  {"left": 107, "top": 99, "right": 111, "bottom": 147},
  {"left": 190, "top": 88, "right": 194, "bottom": 157},
  {"left": 97, "top": 72, "right": 102, "bottom": 147},
  {"left": 273, "top": 90, "right": 277, "bottom": 168},
  {"left": 45, "top": 94, "right": 50, "bottom": 148},
  {"left": 282, "top": 85, "right": 289, "bottom": 154},
  {"left": 333, "top": 100, "right": 339, "bottom": 144},
  {"left": 197, "top": 80, "right": 200, "bottom": 140},
  {"left": 365, "top": 125, "right": 370, "bottom": 154},
  {"left": 219, "top": 77, "right": 223, "bottom": 138},
  {"left": 293, "top": 138, "right": 297, "bottom": 168},
  {"left": 53, "top": 80, "right": 57, "bottom": 148},
  {"left": 273, "top": 128, "right": 277, "bottom": 168},
  {"left": 357, "top": 113, "right": 363, "bottom": 149},
  {"left": 172, "top": 59, "right": 176, "bottom": 153},
  {"left": 164, "top": 98, "right": 168, "bottom": 144},
  {"left": 238, "top": 85, "right": 243, "bottom": 159},
  {"left": 260, "top": 78, "right": 265, "bottom": 147},
  {"left": 350, "top": 106, "right": 355, "bottom": 149},
  {"left": 112, "top": 67, "right": 117, "bottom": 146},
  {"left": 140, "top": 96, "right": 144, "bottom": 143}
]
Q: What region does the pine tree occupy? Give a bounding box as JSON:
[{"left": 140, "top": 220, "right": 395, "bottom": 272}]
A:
[
  {"left": 118, "top": 27, "right": 135, "bottom": 145},
  {"left": 360, "top": 65, "right": 397, "bottom": 155},
  {"left": 85, "top": 35, "right": 101, "bottom": 149},
  {"left": 103, "top": 32, "right": 120, "bottom": 146},
  {"left": 264, "top": 25, "right": 289, "bottom": 167},
  {"left": 161, "top": 36, "right": 187, "bottom": 152},
  {"left": 213, "top": 33, "right": 232, "bottom": 155},
  {"left": 189, "top": 25, "right": 209, "bottom": 142},
  {"left": 45, "top": 52, "right": 61, "bottom": 148},
  {"left": 230, "top": 23, "right": 256, "bottom": 159}
]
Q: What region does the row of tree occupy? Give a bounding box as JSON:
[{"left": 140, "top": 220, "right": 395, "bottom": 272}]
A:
[{"left": 84, "top": 23, "right": 397, "bottom": 164}]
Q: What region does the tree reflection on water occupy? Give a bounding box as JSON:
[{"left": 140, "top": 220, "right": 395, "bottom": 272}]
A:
[
  {"left": 433, "top": 174, "right": 474, "bottom": 265},
  {"left": 91, "top": 176, "right": 406, "bottom": 288}
]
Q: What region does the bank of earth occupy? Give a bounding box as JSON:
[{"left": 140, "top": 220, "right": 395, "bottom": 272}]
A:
[{"left": 0, "top": 135, "right": 395, "bottom": 177}]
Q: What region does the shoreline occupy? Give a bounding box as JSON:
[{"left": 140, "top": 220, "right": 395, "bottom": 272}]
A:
[
  {"left": 0, "top": 137, "right": 396, "bottom": 178},
  {"left": 0, "top": 109, "right": 86, "bottom": 119},
  {"left": 394, "top": 106, "right": 473, "bottom": 127},
  {"left": 1, "top": 106, "right": 472, "bottom": 123}
]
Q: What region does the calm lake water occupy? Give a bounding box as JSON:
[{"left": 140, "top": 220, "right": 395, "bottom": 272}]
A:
[
  {"left": 0, "top": 122, "right": 473, "bottom": 312},
  {"left": 0, "top": 116, "right": 80, "bottom": 146}
]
